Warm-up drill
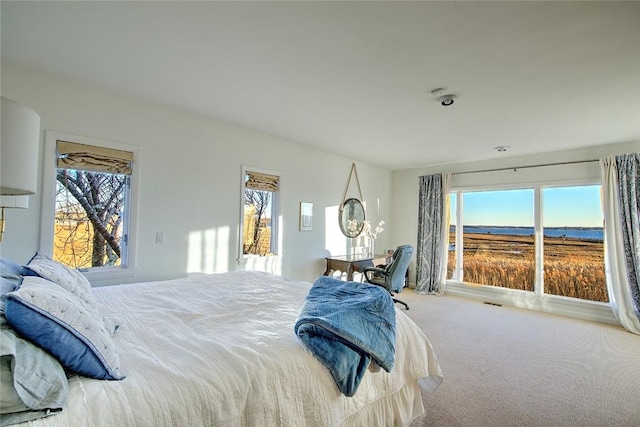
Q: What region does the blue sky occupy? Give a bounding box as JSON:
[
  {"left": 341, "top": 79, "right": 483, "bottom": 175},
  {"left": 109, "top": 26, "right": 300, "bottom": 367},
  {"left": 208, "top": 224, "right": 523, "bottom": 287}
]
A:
[{"left": 450, "top": 185, "right": 603, "bottom": 227}]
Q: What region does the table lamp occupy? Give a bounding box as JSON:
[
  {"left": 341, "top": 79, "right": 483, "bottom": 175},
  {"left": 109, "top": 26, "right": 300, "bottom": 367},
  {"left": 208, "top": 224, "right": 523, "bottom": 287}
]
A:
[{"left": 1, "top": 97, "right": 41, "bottom": 242}]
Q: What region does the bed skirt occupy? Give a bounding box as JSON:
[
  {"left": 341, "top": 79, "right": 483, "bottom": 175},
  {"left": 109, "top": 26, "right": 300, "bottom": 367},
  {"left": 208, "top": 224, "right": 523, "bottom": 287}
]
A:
[{"left": 341, "top": 380, "right": 425, "bottom": 427}]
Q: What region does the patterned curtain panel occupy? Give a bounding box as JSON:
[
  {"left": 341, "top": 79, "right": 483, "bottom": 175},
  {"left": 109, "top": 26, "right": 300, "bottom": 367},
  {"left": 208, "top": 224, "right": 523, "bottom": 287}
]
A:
[
  {"left": 416, "top": 173, "right": 451, "bottom": 295},
  {"left": 617, "top": 154, "right": 640, "bottom": 315},
  {"left": 600, "top": 153, "right": 640, "bottom": 335}
]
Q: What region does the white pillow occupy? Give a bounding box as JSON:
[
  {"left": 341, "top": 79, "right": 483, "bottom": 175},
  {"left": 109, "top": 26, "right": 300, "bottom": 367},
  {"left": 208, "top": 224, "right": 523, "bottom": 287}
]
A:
[
  {"left": 24, "top": 253, "right": 93, "bottom": 303},
  {"left": 23, "top": 253, "right": 116, "bottom": 336}
]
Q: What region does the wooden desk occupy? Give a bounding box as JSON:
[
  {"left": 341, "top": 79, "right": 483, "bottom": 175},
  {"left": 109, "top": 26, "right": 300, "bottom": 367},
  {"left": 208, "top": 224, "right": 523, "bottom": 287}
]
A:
[{"left": 324, "top": 254, "right": 390, "bottom": 281}]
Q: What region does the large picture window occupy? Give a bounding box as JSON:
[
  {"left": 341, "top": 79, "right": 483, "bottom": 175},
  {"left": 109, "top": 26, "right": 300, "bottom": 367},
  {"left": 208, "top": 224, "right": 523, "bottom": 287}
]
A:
[{"left": 448, "top": 184, "right": 605, "bottom": 303}]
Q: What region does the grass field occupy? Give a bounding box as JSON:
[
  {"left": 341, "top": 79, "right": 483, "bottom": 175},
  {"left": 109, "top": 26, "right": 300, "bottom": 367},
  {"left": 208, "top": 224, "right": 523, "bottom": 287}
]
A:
[{"left": 447, "top": 233, "right": 608, "bottom": 302}]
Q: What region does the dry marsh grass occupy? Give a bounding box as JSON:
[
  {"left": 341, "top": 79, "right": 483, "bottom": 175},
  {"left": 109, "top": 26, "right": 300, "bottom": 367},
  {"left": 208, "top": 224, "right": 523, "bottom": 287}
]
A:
[{"left": 447, "top": 233, "right": 607, "bottom": 302}]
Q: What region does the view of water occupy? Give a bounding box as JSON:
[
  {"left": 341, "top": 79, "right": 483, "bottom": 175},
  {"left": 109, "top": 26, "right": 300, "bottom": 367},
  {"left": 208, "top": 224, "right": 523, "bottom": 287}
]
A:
[{"left": 451, "top": 226, "right": 604, "bottom": 241}]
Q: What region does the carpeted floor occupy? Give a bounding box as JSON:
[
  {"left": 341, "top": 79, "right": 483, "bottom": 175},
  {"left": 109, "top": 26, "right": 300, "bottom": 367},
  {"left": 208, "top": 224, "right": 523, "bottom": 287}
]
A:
[{"left": 398, "top": 291, "right": 640, "bottom": 427}]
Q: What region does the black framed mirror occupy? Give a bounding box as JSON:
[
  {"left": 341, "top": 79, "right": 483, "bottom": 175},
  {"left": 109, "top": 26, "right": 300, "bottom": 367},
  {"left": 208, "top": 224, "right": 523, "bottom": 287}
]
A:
[{"left": 339, "top": 198, "right": 366, "bottom": 238}]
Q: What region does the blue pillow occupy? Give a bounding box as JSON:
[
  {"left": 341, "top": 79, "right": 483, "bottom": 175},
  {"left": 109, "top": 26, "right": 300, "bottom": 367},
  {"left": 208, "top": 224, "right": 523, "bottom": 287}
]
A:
[
  {"left": 1, "top": 257, "right": 28, "bottom": 316},
  {"left": 1, "top": 257, "right": 34, "bottom": 279},
  {"left": 5, "top": 276, "right": 124, "bottom": 380},
  {"left": 1, "top": 278, "right": 17, "bottom": 324}
]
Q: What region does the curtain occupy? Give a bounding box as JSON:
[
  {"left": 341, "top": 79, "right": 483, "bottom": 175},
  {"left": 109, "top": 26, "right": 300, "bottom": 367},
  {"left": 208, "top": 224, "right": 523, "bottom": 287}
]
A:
[
  {"left": 57, "top": 140, "right": 133, "bottom": 175},
  {"left": 415, "top": 173, "right": 451, "bottom": 295},
  {"left": 600, "top": 153, "right": 640, "bottom": 335}
]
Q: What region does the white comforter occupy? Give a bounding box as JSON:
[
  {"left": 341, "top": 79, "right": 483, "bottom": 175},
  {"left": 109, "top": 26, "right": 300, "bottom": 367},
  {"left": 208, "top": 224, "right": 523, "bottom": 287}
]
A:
[{"left": 27, "top": 271, "right": 442, "bottom": 426}]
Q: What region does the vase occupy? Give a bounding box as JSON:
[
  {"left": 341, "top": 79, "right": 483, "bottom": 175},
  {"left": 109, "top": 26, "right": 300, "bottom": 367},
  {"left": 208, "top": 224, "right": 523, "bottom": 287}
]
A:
[{"left": 368, "top": 237, "right": 375, "bottom": 257}]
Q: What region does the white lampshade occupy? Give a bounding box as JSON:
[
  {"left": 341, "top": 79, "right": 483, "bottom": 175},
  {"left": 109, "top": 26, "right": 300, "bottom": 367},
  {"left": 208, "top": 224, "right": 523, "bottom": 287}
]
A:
[{"left": 1, "top": 97, "right": 41, "bottom": 195}]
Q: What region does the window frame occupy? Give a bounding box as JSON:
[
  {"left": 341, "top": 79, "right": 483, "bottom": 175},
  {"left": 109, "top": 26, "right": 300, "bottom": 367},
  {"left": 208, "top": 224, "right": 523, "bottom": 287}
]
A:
[
  {"left": 40, "top": 131, "right": 140, "bottom": 283},
  {"left": 539, "top": 183, "right": 607, "bottom": 302},
  {"left": 447, "top": 178, "right": 609, "bottom": 308},
  {"left": 238, "top": 165, "right": 281, "bottom": 262},
  {"left": 450, "top": 187, "right": 537, "bottom": 290}
]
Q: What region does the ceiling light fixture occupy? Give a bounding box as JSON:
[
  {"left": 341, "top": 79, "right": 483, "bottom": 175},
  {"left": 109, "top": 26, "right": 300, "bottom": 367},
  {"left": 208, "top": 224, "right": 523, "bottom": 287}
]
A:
[
  {"left": 437, "top": 94, "right": 457, "bottom": 106},
  {"left": 494, "top": 145, "right": 510, "bottom": 152}
]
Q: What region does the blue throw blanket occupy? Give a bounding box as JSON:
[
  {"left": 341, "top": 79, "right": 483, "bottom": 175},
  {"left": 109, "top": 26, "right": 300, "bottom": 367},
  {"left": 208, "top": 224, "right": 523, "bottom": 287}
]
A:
[{"left": 294, "top": 276, "right": 396, "bottom": 397}]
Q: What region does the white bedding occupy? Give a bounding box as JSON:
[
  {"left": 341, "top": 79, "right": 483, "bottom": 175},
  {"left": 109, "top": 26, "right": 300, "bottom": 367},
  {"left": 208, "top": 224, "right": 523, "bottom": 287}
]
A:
[{"left": 25, "top": 271, "right": 442, "bottom": 426}]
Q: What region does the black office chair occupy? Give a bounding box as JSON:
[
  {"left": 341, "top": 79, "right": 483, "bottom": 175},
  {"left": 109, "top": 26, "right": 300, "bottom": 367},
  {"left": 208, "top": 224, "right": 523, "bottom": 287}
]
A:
[{"left": 363, "top": 245, "right": 413, "bottom": 310}]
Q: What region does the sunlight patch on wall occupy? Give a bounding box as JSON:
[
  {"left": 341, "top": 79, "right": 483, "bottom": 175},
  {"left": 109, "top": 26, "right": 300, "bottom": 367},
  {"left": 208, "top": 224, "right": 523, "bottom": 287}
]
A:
[
  {"left": 187, "top": 226, "right": 230, "bottom": 274},
  {"left": 325, "top": 205, "right": 347, "bottom": 256}
]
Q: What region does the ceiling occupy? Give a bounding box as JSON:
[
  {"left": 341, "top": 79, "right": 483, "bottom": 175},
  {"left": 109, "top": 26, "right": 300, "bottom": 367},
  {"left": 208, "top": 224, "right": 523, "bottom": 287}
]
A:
[{"left": 2, "top": 1, "right": 639, "bottom": 170}]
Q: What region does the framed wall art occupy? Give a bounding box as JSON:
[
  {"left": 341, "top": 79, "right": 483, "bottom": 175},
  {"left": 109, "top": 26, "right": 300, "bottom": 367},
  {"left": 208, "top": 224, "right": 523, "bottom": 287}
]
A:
[{"left": 299, "top": 202, "right": 313, "bottom": 231}]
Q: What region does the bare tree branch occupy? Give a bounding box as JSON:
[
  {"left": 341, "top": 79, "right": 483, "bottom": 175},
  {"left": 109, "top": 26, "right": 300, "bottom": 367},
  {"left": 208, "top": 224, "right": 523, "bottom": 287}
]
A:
[{"left": 56, "top": 170, "right": 125, "bottom": 267}]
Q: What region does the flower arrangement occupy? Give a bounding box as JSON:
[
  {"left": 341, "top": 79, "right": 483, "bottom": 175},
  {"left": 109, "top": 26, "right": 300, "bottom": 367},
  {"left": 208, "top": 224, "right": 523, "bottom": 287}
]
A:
[{"left": 362, "top": 220, "right": 385, "bottom": 239}]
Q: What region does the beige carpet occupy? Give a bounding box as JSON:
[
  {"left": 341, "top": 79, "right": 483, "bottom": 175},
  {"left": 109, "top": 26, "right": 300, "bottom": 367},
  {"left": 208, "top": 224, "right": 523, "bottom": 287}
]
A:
[{"left": 398, "top": 291, "right": 640, "bottom": 427}]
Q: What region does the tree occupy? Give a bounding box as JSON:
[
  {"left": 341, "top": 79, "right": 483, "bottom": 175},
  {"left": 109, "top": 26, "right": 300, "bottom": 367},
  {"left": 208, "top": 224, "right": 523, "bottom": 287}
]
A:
[
  {"left": 55, "top": 169, "right": 126, "bottom": 268},
  {"left": 244, "top": 189, "right": 271, "bottom": 255}
]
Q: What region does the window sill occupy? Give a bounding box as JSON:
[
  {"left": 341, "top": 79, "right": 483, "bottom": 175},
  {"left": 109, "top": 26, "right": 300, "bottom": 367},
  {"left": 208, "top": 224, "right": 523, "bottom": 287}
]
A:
[
  {"left": 82, "top": 267, "right": 138, "bottom": 287},
  {"left": 444, "top": 280, "right": 617, "bottom": 326},
  {"left": 237, "top": 255, "right": 283, "bottom": 275}
]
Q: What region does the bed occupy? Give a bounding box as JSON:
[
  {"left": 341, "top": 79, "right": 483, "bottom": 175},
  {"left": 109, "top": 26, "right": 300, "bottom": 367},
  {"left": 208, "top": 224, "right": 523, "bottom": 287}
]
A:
[{"left": 2, "top": 260, "right": 442, "bottom": 426}]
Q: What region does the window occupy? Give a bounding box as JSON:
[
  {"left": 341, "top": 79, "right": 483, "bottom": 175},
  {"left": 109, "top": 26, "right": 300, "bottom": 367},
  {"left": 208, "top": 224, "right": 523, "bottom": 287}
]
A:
[
  {"left": 41, "top": 131, "right": 138, "bottom": 277},
  {"left": 447, "top": 193, "right": 457, "bottom": 280},
  {"left": 241, "top": 167, "right": 279, "bottom": 257},
  {"left": 542, "top": 185, "right": 606, "bottom": 302},
  {"left": 448, "top": 184, "right": 605, "bottom": 302},
  {"left": 54, "top": 140, "right": 132, "bottom": 269},
  {"left": 462, "top": 189, "right": 535, "bottom": 291}
]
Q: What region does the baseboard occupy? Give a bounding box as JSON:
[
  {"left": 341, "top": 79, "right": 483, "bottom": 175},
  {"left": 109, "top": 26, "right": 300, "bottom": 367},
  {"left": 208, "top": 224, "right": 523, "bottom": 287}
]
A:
[{"left": 444, "top": 281, "right": 619, "bottom": 326}]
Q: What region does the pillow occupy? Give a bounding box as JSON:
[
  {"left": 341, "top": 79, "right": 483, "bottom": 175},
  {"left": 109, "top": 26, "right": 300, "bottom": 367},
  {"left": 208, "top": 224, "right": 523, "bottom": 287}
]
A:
[
  {"left": 1, "top": 325, "right": 67, "bottom": 425},
  {"left": 2, "top": 257, "right": 40, "bottom": 320},
  {"left": 5, "top": 276, "right": 124, "bottom": 380},
  {"left": 1, "top": 258, "right": 68, "bottom": 424},
  {"left": 1, "top": 277, "right": 17, "bottom": 317},
  {"left": 23, "top": 253, "right": 117, "bottom": 336},
  {"left": 1, "top": 257, "right": 36, "bottom": 279},
  {"left": 23, "top": 253, "right": 93, "bottom": 304},
  {"left": 2, "top": 257, "right": 28, "bottom": 318}
]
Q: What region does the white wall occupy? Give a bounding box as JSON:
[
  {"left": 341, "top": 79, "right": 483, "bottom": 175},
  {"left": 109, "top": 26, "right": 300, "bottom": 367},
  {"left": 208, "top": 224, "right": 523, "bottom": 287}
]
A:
[{"left": 0, "top": 63, "right": 392, "bottom": 285}]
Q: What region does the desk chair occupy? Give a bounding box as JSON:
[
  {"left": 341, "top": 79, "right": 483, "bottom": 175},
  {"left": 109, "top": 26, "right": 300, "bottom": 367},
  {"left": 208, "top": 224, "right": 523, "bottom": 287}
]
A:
[{"left": 363, "top": 245, "right": 413, "bottom": 310}]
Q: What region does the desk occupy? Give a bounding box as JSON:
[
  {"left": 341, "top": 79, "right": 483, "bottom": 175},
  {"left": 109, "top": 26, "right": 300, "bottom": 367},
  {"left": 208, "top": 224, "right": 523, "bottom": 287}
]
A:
[{"left": 324, "top": 254, "right": 390, "bottom": 281}]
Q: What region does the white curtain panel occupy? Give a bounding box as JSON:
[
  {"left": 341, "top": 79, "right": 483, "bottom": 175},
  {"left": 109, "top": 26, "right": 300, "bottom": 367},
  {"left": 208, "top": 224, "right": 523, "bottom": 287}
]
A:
[
  {"left": 437, "top": 174, "right": 452, "bottom": 294},
  {"left": 600, "top": 154, "right": 640, "bottom": 335}
]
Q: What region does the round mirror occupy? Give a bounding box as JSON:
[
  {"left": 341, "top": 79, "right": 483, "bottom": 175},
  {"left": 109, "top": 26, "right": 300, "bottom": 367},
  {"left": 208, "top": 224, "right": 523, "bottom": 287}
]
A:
[{"left": 339, "top": 198, "right": 366, "bottom": 238}]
